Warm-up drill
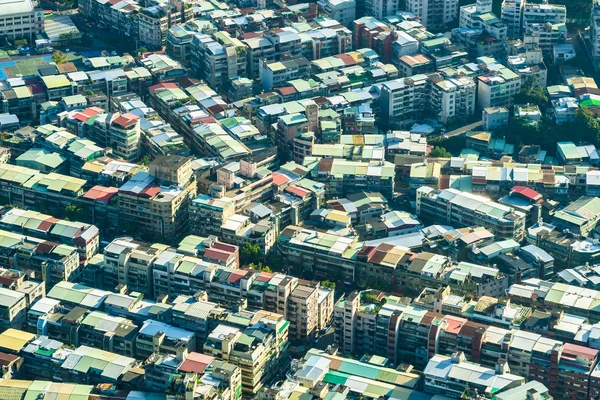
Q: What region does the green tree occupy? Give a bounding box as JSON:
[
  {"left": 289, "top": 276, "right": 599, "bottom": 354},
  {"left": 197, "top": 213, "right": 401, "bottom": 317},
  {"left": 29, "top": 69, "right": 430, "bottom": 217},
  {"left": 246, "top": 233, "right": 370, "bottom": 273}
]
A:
[
  {"left": 64, "top": 205, "right": 84, "bottom": 221},
  {"left": 240, "top": 242, "right": 261, "bottom": 266},
  {"left": 514, "top": 82, "right": 549, "bottom": 110},
  {"left": 133, "top": 47, "right": 148, "bottom": 57},
  {"left": 429, "top": 146, "right": 452, "bottom": 158},
  {"left": 140, "top": 155, "right": 151, "bottom": 166},
  {"left": 321, "top": 280, "right": 336, "bottom": 290},
  {"left": 265, "top": 253, "right": 284, "bottom": 272},
  {"left": 52, "top": 50, "right": 68, "bottom": 65}
]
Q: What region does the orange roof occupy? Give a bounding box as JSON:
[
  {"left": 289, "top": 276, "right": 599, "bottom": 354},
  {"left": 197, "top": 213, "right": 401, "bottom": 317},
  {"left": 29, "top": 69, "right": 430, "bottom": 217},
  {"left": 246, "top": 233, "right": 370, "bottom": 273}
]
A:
[
  {"left": 83, "top": 186, "right": 118, "bottom": 203},
  {"left": 443, "top": 315, "right": 467, "bottom": 334},
  {"left": 112, "top": 113, "right": 139, "bottom": 129},
  {"left": 272, "top": 172, "right": 290, "bottom": 187},
  {"left": 285, "top": 185, "right": 310, "bottom": 198}
]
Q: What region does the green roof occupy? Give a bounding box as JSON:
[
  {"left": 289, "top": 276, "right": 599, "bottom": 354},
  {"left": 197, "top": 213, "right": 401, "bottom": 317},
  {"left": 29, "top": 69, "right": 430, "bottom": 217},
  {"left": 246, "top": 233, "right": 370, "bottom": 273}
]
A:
[{"left": 323, "top": 371, "right": 348, "bottom": 385}]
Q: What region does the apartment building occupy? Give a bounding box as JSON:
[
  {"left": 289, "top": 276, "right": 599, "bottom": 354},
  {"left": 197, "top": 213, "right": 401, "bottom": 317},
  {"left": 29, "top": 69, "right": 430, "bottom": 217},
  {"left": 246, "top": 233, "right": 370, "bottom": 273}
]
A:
[
  {"left": 0, "top": 207, "right": 99, "bottom": 262},
  {"left": 417, "top": 187, "right": 526, "bottom": 240},
  {"left": 191, "top": 32, "right": 247, "bottom": 90},
  {"left": 522, "top": 2, "right": 566, "bottom": 34},
  {"left": 405, "top": 0, "right": 459, "bottom": 32},
  {"left": 0, "top": 287, "right": 27, "bottom": 329},
  {"left": 380, "top": 75, "right": 429, "bottom": 124},
  {"left": 103, "top": 237, "right": 171, "bottom": 294},
  {"left": 203, "top": 321, "right": 289, "bottom": 395},
  {"left": 298, "top": 24, "right": 352, "bottom": 61},
  {"left": 310, "top": 158, "right": 395, "bottom": 199},
  {"left": 592, "top": 2, "right": 600, "bottom": 59},
  {"left": 552, "top": 196, "right": 600, "bottom": 237},
  {"left": 138, "top": 5, "right": 183, "bottom": 51},
  {"left": 0, "top": 0, "right": 44, "bottom": 41},
  {"left": 221, "top": 214, "right": 277, "bottom": 256},
  {"left": 0, "top": 229, "right": 80, "bottom": 289},
  {"left": 287, "top": 348, "right": 421, "bottom": 396},
  {"left": 287, "top": 285, "right": 319, "bottom": 342},
  {"left": 501, "top": 0, "right": 524, "bottom": 38},
  {"left": 118, "top": 157, "right": 197, "bottom": 241},
  {"left": 189, "top": 194, "right": 236, "bottom": 237},
  {"left": 460, "top": 0, "right": 507, "bottom": 40},
  {"left": 317, "top": 0, "right": 356, "bottom": 27},
  {"left": 527, "top": 22, "right": 567, "bottom": 52},
  {"left": 59, "top": 345, "right": 137, "bottom": 385},
  {"left": 79, "top": 311, "right": 138, "bottom": 357},
  {"left": 136, "top": 320, "right": 196, "bottom": 359},
  {"left": 260, "top": 57, "right": 311, "bottom": 92},
  {"left": 429, "top": 75, "right": 476, "bottom": 124},
  {"left": 424, "top": 352, "right": 525, "bottom": 398},
  {"left": 477, "top": 66, "right": 522, "bottom": 109},
  {"left": 482, "top": 106, "right": 509, "bottom": 130}
]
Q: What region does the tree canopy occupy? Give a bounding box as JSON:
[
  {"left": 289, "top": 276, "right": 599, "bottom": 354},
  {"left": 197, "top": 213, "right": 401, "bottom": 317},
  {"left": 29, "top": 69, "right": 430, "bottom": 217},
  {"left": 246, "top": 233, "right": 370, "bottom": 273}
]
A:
[
  {"left": 52, "top": 51, "right": 68, "bottom": 65},
  {"left": 514, "top": 82, "right": 549, "bottom": 111},
  {"left": 429, "top": 146, "right": 452, "bottom": 158},
  {"left": 240, "top": 242, "right": 261, "bottom": 266},
  {"left": 499, "top": 108, "right": 600, "bottom": 152}
]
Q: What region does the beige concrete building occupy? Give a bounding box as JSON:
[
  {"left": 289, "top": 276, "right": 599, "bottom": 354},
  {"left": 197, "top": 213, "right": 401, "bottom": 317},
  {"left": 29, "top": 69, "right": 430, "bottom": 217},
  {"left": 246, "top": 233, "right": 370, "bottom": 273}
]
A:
[
  {"left": 288, "top": 285, "right": 319, "bottom": 342},
  {"left": 0, "top": 0, "right": 43, "bottom": 41},
  {"left": 119, "top": 156, "right": 197, "bottom": 240}
]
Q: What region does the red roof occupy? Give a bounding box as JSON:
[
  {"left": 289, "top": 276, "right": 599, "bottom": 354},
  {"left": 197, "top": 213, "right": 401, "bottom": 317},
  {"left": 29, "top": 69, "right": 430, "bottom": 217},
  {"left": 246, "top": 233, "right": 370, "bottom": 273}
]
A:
[
  {"left": 443, "top": 315, "right": 467, "bottom": 334},
  {"left": 177, "top": 77, "right": 200, "bottom": 88},
  {"left": 149, "top": 82, "right": 178, "bottom": 93},
  {"left": 83, "top": 186, "right": 119, "bottom": 203},
  {"left": 285, "top": 185, "right": 310, "bottom": 198},
  {"left": 199, "top": 116, "right": 217, "bottom": 124},
  {"left": 36, "top": 241, "right": 58, "bottom": 254},
  {"left": 139, "top": 185, "right": 161, "bottom": 198},
  {"left": 205, "top": 248, "right": 233, "bottom": 262},
  {"left": 72, "top": 113, "right": 89, "bottom": 122},
  {"left": 276, "top": 86, "right": 297, "bottom": 96},
  {"left": 207, "top": 104, "right": 226, "bottom": 115},
  {"left": 0, "top": 352, "right": 19, "bottom": 367},
  {"left": 227, "top": 270, "right": 248, "bottom": 284},
  {"left": 82, "top": 107, "right": 103, "bottom": 117},
  {"left": 242, "top": 32, "right": 263, "bottom": 39},
  {"left": 334, "top": 53, "right": 356, "bottom": 66},
  {"left": 511, "top": 186, "right": 542, "bottom": 201},
  {"left": 112, "top": 113, "right": 139, "bottom": 129},
  {"left": 562, "top": 343, "right": 598, "bottom": 360},
  {"left": 37, "top": 220, "right": 54, "bottom": 232},
  {"left": 256, "top": 271, "right": 274, "bottom": 282},
  {"left": 179, "top": 352, "right": 214, "bottom": 374},
  {"left": 272, "top": 172, "right": 290, "bottom": 187},
  {"left": 213, "top": 242, "right": 237, "bottom": 253}
]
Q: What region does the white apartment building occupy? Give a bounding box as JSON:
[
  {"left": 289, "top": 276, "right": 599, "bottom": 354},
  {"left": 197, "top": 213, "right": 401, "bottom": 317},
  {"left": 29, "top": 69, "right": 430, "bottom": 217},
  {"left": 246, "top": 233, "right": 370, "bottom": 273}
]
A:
[
  {"left": 380, "top": 75, "right": 429, "bottom": 123},
  {"left": 592, "top": 1, "right": 600, "bottom": 58},
  {"left": 191, "top": 32, "right": 247, "bottom": 90},
  {"left": 369, "top": 0, "right": 401, "bottom": 20},
  {"left": 392, "top": 31, "right": 419, "bottom": 61},
  {"left": 501, "top": 0, "right": 524, "bottom": 38},
  {"left": 405, "top": 0, "right": 459, "bottom": 32},
  {"left": 317, "top": 0, "right": 356, "bottom": 27},
  {"left": 460, "top": 0, "right": 507, "bottom": 40},
  {"left": 477, "top": 66, "right": 522, "bottom": 109},
  {"left": 482, "top": 107, "right": 509, "bottom": 130},
  {"left": 429, "top": 76, "right": 476, "bottom": 124},
  {"left": 0, "top": 0, "right": 43, "bottom": 41},
  {"left": 522, "top": 2, "right": 566, "bottom": 33},
  {"left": 526, "top": 22, "right": 567, "bottom": 52}
]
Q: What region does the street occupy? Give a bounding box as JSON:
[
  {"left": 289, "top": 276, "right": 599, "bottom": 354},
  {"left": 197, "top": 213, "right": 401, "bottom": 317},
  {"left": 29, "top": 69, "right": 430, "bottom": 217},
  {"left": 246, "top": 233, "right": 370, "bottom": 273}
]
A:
[{"left": 438, "top": 119, "right": 482, "bottom": 139}]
